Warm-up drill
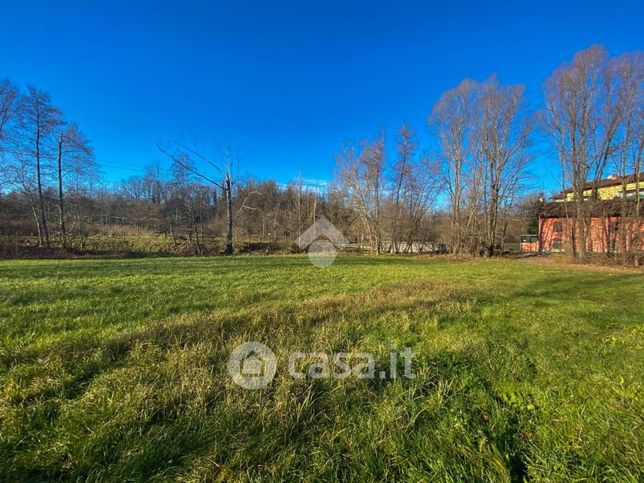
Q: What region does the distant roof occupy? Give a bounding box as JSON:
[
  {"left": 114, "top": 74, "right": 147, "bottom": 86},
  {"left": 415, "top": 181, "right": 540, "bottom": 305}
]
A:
[
  {"left": 553, "top": 172, "right": 644, "bottom": 199},
  {"left": 539, "top": 199, "right": 643, "bottom": 218}
]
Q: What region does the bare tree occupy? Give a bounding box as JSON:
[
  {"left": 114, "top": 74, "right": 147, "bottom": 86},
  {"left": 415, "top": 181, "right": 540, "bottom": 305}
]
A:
[
  {"left": 542, "top": 45, "right": 623, "bottom": 259},
  {"left": 337, "top": 131, "right": 387, "bottom": 253},
  {"left": 55, "top": 123, "right": 94, "bottom": 247},
  {"left": 389, "top": 123, "right": 416, "bottom": 252},
  {"left": 0, "top": 80, "right": 17, "bottom": 148},
  {"left": 609, "top": 52, "right": 643, "bottom": 264},
  {"left": 169, "top": 154, "right": 205, "bottom": 252},
  {"left": 159, "top": 142, "right": 237, "bottom": 254},
  {"left": 15, "top": 86, "right": 63, "bottom": 247},
  {"left": 473, "top": 76, "right": 532, "bottom": 256},
  {"left": 430, "top": 77, "right": 532, "bottom": 255},
  {"left": 430, "top": 80, "right": 477, "bottom": 254},
  {"left": 403, "top": 155, "right": 442, "bottom": 252},
  {"left": 0, "top": 80, "right": 18, "bottom": 189},
  {"left": 383, "top": 124, "right": 443, "bottom": 253}
]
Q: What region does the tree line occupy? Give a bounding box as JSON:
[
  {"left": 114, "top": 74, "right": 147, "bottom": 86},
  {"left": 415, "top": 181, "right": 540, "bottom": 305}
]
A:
[{"left": 1, "top": 45, "right": 641, "bottom": 260}]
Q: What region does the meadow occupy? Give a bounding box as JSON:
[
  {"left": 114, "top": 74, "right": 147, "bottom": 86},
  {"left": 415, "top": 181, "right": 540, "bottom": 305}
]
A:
[{"left": 0, "top": 255, "right": 642, "bottom": 481}]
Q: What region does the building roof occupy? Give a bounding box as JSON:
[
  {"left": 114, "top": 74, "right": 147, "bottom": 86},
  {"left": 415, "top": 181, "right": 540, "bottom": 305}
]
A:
[
  {"left": 538, "top": 200, "right": 643, "bottom": 218},
  {"left": 553, "top": 172, "right": 644, "bottom": 199}
]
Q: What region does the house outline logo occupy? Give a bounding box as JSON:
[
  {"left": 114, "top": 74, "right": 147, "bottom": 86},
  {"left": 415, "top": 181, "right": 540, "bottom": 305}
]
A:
[
  {"left": 296, "top": 215, "right": 349, "bottom": 268},
  {"left": 227, "top": 342, "right": 277, "bottom": 389},
  {"left": 241, "top": 351, "right": 265, "bottom": 377}
]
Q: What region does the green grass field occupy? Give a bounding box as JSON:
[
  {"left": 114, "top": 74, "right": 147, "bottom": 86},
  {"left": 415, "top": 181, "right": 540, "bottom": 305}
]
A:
[{"left": 0, "top": 256, "right": 642, "bottom": 481}]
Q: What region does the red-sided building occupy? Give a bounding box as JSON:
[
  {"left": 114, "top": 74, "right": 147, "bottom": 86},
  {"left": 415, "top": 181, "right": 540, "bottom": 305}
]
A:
[
  {"left": 522, "top": 173, "right": 643, "bottom": 254},
  {"left": 538, "top": 202, "right": 642, "bottom": 254}
]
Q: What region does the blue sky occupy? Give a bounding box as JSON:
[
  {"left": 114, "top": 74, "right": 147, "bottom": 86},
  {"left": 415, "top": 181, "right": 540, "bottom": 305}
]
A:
[{"left": 2, "top": 0, "right": 643, "bottom": 192}]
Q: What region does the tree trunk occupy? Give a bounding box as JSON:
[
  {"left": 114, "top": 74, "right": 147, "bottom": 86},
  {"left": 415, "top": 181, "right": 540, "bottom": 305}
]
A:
[
  {"left": 35, "top": 128, "right": 50, "bottom": 247},
  {"left": 575, "top": 198, "right": 587, "bottom": 260},
  {"left": 31, "top": 202, "right": 42, "bottom": 245},
  {"left": 57, "top": 133, "right": 67, "bottom": 247},
  {"left": 225, "top": 173, "right": 233, "bottom": 255}
]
